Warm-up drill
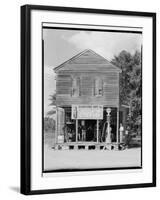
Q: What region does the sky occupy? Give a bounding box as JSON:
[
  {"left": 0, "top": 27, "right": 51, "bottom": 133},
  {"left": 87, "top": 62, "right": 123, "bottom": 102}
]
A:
[{"left": 43, "top": 28, "right": 142, "bottom": 115}]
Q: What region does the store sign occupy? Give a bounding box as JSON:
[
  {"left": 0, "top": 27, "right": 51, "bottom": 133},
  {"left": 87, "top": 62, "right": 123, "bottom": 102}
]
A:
[{"left": 71, "top": 105, "right": 103, "bottom": 119}]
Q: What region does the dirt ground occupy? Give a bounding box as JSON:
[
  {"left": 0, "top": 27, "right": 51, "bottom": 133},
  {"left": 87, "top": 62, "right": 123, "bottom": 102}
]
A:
[{"left": 44, "top": 132, "right": 141, "bottom": 171}]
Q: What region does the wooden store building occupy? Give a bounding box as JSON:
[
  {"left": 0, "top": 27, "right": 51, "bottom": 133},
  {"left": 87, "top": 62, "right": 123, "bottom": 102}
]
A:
[{"left": 53, "top": 49, "right": 129, "bottom": 150}]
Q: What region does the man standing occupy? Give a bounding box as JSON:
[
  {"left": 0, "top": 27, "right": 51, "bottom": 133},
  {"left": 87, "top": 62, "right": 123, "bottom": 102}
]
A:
[{"left": 78, "top": 124, "right": 82, "bottom": 141}]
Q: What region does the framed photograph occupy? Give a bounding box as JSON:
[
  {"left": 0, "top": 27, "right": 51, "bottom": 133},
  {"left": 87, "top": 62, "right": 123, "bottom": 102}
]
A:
[{"left": 21, "top": 4, "right": 156, "bottom": 195}]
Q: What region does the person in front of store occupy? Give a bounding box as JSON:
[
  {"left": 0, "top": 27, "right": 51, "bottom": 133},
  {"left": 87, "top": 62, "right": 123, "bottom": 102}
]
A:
[
  {"left": 124, "top": 126, "right": 131, "bottom": 148},
  {"left": 81, "top": 124, "right": 86, "bottom": 141},
  {"left": 78, "top": 124, "right": 82, "bottom": 141}
]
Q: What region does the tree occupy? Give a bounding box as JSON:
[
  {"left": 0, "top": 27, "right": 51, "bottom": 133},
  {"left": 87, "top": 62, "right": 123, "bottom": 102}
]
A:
[
  {"left": 49, "top": 93, "right": 57, "bottom": 106},
  {"left": 44, "top": 117, "right": 55, "bottom": 132},
  {"left": 47, "top": 93, "right": 57, "bottom": 116},
  {"left": 112, "top": 50, "right": 142, "bottom": 134}
]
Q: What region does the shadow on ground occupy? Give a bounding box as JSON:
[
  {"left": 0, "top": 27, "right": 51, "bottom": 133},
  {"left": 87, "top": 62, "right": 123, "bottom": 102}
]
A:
[{"left": 9, "top": 186, "right": 20, "bottom": 193}]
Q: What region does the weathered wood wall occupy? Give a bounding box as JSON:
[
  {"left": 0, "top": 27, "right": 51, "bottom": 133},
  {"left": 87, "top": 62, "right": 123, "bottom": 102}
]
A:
[{"left": 55, "top": 71, "right": 119, "bottom": 107}]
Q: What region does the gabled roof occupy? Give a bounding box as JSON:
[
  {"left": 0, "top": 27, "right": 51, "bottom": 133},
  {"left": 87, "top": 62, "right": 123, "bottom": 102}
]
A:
[{"left": 54, "top": 49, "right": 121, "bottom": 73}]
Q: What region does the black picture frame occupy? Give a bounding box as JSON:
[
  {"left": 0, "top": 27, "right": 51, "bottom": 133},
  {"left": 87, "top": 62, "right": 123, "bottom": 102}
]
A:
[{"left": 21, "top": 4, "right": 156, "bottom": 195}]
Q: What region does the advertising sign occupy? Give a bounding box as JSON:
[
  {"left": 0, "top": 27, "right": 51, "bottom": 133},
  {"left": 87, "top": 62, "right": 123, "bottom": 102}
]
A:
[{"left": 72, "top": 105, "right": 103, "bottom": 119}]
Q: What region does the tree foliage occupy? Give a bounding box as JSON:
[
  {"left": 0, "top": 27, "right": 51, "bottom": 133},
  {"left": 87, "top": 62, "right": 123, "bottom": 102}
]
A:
[
  {"left": 44, "top": 117, "right": 55, "bottom": 132},
  {"left": 46, "top": 94, "right": 57, "bottom": 116},
  {"left": 48, "top": 93, "right": 57, "bottom": 106},
  {"left": 112, "top": 50, "right": 142, "bottom": 134}
]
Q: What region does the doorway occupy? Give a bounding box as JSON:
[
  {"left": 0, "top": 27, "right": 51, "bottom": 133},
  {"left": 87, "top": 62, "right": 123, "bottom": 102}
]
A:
[
  {"left": 85, "top": 120, "right": 96, "bottom": 141},
  {"left": 77, "top": 120, "right": 97, "bottom": 142}
]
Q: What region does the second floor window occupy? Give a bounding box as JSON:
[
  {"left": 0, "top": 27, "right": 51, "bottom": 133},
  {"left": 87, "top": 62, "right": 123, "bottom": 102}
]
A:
[
  {"left": 94, "top": 78, "right": 103, "bottom": 96},
  {"left": 72, "top": 77, "right": 80, "bottom": 97}
]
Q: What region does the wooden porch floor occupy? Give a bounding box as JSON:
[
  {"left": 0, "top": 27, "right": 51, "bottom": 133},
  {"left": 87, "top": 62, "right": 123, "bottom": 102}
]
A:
[{"left": 53, "top": 142, "right": 120, "bottom": 150}]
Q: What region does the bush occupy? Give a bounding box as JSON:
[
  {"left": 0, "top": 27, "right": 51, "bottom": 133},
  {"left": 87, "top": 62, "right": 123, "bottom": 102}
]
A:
[{"left": 44, "top": 117, "right": 55, "bottom": 132}]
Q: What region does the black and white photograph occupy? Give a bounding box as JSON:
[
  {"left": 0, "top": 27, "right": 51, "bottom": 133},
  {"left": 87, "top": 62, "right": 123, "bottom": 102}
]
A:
[
  {"left": 43, "top": 24, "right": 142, "bottom": 172},
  {"left": 20, "top": 5, "right": 156, "bottom": 194}
]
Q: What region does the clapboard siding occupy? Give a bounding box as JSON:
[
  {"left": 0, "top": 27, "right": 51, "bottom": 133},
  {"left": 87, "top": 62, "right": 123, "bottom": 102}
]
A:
[
  {"left": 56, "top": 74, "right": 72, "bottom": 95},
  {"left": 69, "top": 50, "right": 107, "bottom": 64},
  {"left": 54, "top": 49, "right": 120, "bottom": 107},
  {"left": 54, "top": 49, "right": 121, "bottom": 73},
  {"left": 80, "top": 76, "right": 94, "bottom": 96},
  {"left": 55, "top": 72, "right": 119, "bottom": 107},
  {"left": 58, "top": 64, "right": 120, "bottom": 72},
  {"left": 56, "top": 95, "right": 119, "bottom": 107}
]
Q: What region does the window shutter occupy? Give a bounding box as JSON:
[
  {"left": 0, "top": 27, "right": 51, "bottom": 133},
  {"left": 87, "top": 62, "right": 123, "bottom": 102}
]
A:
[
  {"left": 72, "top": 77, "right": 80, "bottom": 96},
  {"left": 94, "top": 78, "right": 103, "bottom": 96}
]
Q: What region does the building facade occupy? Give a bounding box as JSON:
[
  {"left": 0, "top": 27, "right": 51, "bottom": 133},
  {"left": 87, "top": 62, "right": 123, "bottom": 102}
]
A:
[{"left": 53, "top": 49, "right": 128, "bottom": 150}]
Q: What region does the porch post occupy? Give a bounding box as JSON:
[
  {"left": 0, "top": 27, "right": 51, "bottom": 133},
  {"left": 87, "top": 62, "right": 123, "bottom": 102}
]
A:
[
  {"left": 76, "top": 119, "right": 78, "bottom": 142},
  {"left": 55, "top": 107, "right": 58, "bottom": 144},
  {"left": 97, "top": 120, "right": 99, "bottom": 143},
  {"left": 116, "top": 107, "right": 119, "bottom": 143}
]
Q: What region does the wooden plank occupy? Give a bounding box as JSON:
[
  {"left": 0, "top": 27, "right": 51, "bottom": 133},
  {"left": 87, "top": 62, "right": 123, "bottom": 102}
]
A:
[
  {"left": 97, "top": 120, "right": 99, "bottom": 143},
  {"left": 55, "top": 108, "right": 58, "bottom": 144},
  {"left": 76, "top": 119, "right": 78, "bottom": 142},
  {"left": 69, "top": 50, "right": 108, "bottom": 64},
  {"left": 56, "top": 71, "right": 120, "bottom": 106},
  {"left": 56, "top": 74, "right": 72, "bottom": 95},
  {"left": 56, "top": 96, "right": 119, "bottom": 107},
  {"left": 116, "top": 107, "right": 119, "bottom": 143},
  {"left": 54, "top": 50, "right": 121, "bottom": 73}
]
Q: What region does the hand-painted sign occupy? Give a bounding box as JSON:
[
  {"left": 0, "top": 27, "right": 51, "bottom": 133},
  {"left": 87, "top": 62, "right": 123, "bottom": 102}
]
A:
[{"left": 72, "top": 105, "right": 103, "bottom": 119}]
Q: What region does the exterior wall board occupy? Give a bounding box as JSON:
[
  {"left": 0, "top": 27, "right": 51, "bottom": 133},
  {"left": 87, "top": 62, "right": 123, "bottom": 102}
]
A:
[
  {"left": 55, "top": 50, "right": 120, "bottom": 107},
  {"left": 56, "top": 72, "right": 119, "bottom": 107}
]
